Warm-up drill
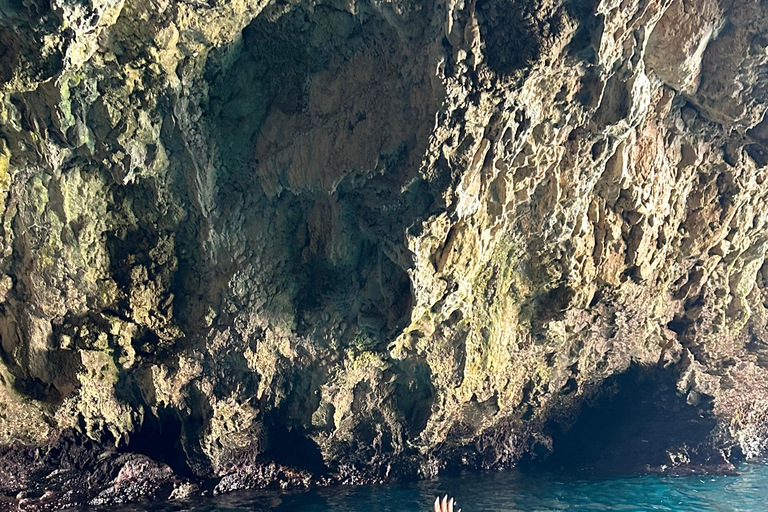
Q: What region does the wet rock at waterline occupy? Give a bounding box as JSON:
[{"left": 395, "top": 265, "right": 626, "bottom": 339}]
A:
[{"left": 1, "top": 0, "right": 768, "bottom": 507}]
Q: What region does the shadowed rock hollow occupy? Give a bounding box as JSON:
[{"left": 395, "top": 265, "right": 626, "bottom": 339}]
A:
[{"left": 1, "top": 0, "right": 768, "bottom": 508}]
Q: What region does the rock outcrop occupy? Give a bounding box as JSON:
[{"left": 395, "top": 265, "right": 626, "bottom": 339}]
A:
[{"left": 1, "top": 0, "right": 768, "bottom": 507}]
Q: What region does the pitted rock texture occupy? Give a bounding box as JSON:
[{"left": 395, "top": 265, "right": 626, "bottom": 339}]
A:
[{"left": 1, "top": 0, "right": 768, "bottom": 507}]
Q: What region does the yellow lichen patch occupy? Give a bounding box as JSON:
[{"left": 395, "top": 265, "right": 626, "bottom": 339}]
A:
[
  {"left": 29, "top": 175, "right": 48, "bottom": 215},
  {"left": 0, "top": 362, "right": 52, "bottom": 445},
  {"left": 56, "top": 350, "right": 138, "bottom": 444},
  {"left": 0, "top": 140, "right": 10, "bottom": 192},
  {"left": 60, "top": 168, "right": 113, "bottom": 275},
  {"left": 317, "top": 350, "right": 389, "bottom": 443},
  {"left": 150, "top": 356, "right": 203, "bottom": 408}
]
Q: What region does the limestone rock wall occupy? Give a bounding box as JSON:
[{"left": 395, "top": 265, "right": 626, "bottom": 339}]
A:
[{"left": 1, "top": 0, "right": 768, "bottom": 506}]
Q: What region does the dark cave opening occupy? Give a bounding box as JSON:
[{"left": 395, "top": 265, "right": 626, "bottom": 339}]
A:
[
  {"left": 476, "top": 0, "right": 545, "bottom": 75},
  {"left": 539, "top": 365, "right": 720, "bottom": 474},
  {"left": 124, "top": 406, "right": 195, "bottom": 479},
  {"left": 113, "top": 369, "right": 196, "bottom": 478},
  {"left": 667, "top": 316, "right": 691, "bottom": 337},
  {"left": 262, "top": 422, "right": 328, "bottom": 475}
]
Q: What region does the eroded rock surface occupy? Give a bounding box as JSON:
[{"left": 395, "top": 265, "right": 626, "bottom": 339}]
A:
[{"left": 1, "top": 0, "right": 768, "bottom": 507}]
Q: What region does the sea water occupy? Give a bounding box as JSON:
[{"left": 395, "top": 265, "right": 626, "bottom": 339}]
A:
[{"left": 118, "top": 462, "right": 768, "bottom": 512}]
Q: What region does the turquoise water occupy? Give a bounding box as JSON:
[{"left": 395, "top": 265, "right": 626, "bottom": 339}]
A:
[{"left": 132, "top": 463, "right": 768, "bottom": 512}]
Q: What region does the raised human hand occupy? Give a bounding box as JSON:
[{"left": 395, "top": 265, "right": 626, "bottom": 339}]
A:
[{"left": 434, "top": 495, "right": 461, "bottom": 512}]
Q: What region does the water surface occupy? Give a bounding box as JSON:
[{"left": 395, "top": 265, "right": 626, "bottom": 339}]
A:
[{"left": 121, "top": 462, "right": 768, "bottom": 512}]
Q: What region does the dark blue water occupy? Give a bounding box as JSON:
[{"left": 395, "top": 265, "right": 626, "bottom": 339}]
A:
[{"left": 127, "top": 463, "right": 768, "bottom": 512}]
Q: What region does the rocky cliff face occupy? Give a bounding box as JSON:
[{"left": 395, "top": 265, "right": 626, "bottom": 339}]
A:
[{"left": 1, "top": 0, "right": 768, "bottom": 507}]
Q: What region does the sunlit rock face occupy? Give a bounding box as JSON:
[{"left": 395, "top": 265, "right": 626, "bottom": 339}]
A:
[{"left": 1, "top": 0, "right": 768, "bottom": 506}]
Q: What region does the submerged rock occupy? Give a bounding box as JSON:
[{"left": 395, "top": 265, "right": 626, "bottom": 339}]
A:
[{"left": 0, "top": 0, "right": 767, "bottom": 507}]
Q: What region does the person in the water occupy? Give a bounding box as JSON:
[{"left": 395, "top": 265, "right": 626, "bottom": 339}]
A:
[{"left": 435, "top": 495, "right": 460, "bottom": 512}]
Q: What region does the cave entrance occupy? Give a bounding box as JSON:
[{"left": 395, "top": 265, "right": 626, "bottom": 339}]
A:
[
  {"left": 541, "top": 365, "right": 719, "bottom": 474},
  {"left": 261, "top": 422, "right": 327, "bottom": 475},
  {"left": 124, "top": 405, "right": 194, "bottom": 478}
]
